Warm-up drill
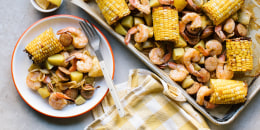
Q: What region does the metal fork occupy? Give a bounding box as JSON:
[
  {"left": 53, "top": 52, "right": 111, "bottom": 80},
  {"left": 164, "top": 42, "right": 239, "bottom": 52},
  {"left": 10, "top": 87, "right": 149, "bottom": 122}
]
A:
[{"left": 79, "top": 21, "right": 125, "bottom": 117}]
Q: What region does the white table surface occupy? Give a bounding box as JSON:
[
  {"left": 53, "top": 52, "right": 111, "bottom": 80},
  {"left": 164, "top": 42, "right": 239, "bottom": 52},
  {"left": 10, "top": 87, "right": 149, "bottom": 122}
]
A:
[{"left": 1, "top": 0, "right": 259, "bottom": 129}]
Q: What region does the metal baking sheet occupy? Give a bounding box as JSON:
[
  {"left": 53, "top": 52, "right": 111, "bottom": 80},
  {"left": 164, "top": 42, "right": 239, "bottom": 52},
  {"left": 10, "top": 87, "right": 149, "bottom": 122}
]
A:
[{"left": 71, "top": 0, "right": 260, "bottom": 125}]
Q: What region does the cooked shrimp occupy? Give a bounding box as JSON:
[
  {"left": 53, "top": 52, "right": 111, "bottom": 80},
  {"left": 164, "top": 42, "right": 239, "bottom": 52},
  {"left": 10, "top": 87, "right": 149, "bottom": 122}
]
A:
[
  {"left": 26, "top": 71, "right": 42, "bottom": 90},
  {"left": 216, "top": 54, "right": 234, "bottom": 79},
  {"left": 215, "top": 25, "right": 226, "bottom": 41},
  {"left": 149, "top": 47, "right": 171, "bottom": 65},
  {"left": 204, "top": 101, "right": 216, "bottom": 109},
  {"left": 196, "top": 86, "right": 213, "bottom": 105},
  {"left": 124, "top": 24, "right": 149, "bottom": 45},
  {"left": 187, "top": 0, "right": 201, "bottom": 12},
  {"left": 197, "top": 39, "right": 222, "bottom": 56},
  {"left": 48, "top": 92, "right": 72, "bottom": 110},
  {"left": 181, "top": 12, "right": 202, "bottom": 30},
  {"left": 205, "top": 57, "right": 218, "bottom": 72},
  {"left": 183, "top": 48, "right": 201, "bottom": 77},
  {"left": 168, "top": 62, "right": 189, "bottom": 82},
  {"left": 129, "top": 0, "right": 150, "bottom": 14},
  {"left": 61, "top": 51, "right": 70, "bottom": 67},
  {"left": 197, "top": 68, "right": 210, "bottom": 83},
  {"left": 186, "top": 82, "right": 201, "bottom": 95},
  {"left": 71, "top": 52, "right": 93, "bottom": 73},
  {"left": 57, "top": 27, "right": 88, "bottom": 49},
  {"left": 158, "top": 0, "right": 174, "bottom": 5}
]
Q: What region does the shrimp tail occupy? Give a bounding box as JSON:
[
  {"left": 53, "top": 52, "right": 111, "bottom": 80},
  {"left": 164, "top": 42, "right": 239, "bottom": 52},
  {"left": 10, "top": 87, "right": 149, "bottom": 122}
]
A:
[
  {"left": 197, "top": 45, "right": 210, "bottom": 56},
  {"left": 158, "top": 63, "right": 169, "bottom": 69},
  {"left": 124, "top": 26, "right": 138, "bottom": 45},
  {"left": 187, "top": 0, "right": 201, "bottom": 12},
  {"left": 204, "top": 100, "right": 216, "bottom": 109},
  {"left": 56, "top": 92, "right": 74, "bottom": 102},
  {"left": 168, "top": 62, "right": 177, "bottom": 70},
  {"left": 215, "top": 25, "right": 226, "bottom": 41}
]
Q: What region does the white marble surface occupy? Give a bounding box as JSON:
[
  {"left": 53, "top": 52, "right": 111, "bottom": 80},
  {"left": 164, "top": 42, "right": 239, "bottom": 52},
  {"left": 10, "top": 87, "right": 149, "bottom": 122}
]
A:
[{"left": 1, "top": 0, "right": 259, "bottom": 129}]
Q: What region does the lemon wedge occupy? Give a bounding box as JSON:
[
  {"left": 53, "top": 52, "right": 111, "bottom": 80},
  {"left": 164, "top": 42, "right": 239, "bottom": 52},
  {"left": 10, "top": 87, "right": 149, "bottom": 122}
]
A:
[
  {"left": 35, "top": 0, "right": 50, "bottom": 10},
  {"left": 47, "top": 0, "right": 62, "bottom": 7}
]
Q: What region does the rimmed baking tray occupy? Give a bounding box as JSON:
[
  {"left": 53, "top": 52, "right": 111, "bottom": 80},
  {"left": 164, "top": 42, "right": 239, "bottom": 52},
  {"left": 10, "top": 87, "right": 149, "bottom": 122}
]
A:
[{"left": 71, "top": 0, "right": 260, "bottom": 125}]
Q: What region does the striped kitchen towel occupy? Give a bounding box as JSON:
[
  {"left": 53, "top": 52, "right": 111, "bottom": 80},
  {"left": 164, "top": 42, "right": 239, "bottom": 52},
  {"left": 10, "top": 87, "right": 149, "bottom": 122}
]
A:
[{"left": 87, "top": 69, "right": 209, "bottom": 130}]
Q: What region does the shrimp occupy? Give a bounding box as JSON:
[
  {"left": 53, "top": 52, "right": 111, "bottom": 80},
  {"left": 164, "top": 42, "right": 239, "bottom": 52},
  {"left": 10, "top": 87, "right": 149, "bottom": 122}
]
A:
[
  {"left": 168, "top": 62, "right": 189, "bottom": 82},
  {"left": 57, "top": 27, "right": 88, "bottom": 49},
  {"left": 26, "top": 71, "right": 42, "bottom": 90},
  {"left": 149, "top": 47, "right": 171, "bottom": 65},
  {"left": 187, "top": 0, "right": 201, "bottom": 12},
  {"left": 215, "top": 25, "right": 226, "bottom": 41},
  {"left": 71, "top": 52, "right": 93, "bottom": 73},
  {"left": 197, "top": 39, "right": 222, "bottom": 56},
  {"left": 186, "top": 82, "right": 201, "bottom": 95},
  {"left": 205, "top": 57, "right": 218, "bottom": 72},
  {"left": 48, "top": 92, "right": 72, "bottom": 110},
  {"left": 181, "top": 13, "right": 202, "bottom": 30},
  {"left": 158, "top": 0, "right": 174, "bottom": 5},
  {"left": 197, "top": 68, "right": 210, "bottom": 83},
  {"left": 61, "top": 51, "right": 70, "bottom": 67},
  {"left": 204, "top": 101, "right": 216, "bottom": 109},
  {"left": 183, "top": 48, "right": 201, "bottom": 77},
  {"left": 124, "top": 24, "right": 149, "bottom": 45},
  {"left": 129, "top": 0, "right": 150, "bottom": 14},
  {"left": 216, "top": 54, "right": 234, "bottom": 79},
  {"left": 196, "top": 86, "right": 213, "bottom": 105}
]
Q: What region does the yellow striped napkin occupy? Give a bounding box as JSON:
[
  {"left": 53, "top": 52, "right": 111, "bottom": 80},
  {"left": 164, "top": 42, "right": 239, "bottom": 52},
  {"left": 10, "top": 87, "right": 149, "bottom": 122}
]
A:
[{"left": 87, "top": 69, "right": 209, "bottom": 130}]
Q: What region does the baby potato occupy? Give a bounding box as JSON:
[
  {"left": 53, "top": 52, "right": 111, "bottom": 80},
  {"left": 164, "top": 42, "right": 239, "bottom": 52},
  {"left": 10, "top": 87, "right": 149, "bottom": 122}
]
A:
[
  {"left": 144, "top": 13, "right": 153, "bottom": 26},
  {"left": 75, "top": 95, "right": 86, "bottom": 105},
  {"left": 182, "top": 75, "right": 195, "bottom": 89},
  {"left": 88, "top": 57, "right": 103, "bottom": 77},
  {"left": 47, "top": 54, "right": 65, "bottom": 66},
  {"left": 134, "top": 42, "right": 143, "bottom": 51},
  {"left": 149, "top": 0, "right": 160, "bottom": 7},
  {"left": 174, "top": 0, "right": 188, "bottom": 12},
  {"left": 45, "top": 61, "right": 54, "bottom": 70},
  {"left": 37, "top": 87, "right": 50, "bottom": 99},
  {"left": 134, "top": 17, "right": 145, "bottom": 26},
  {"left": 121, "top": 16, "right": 134, "bottom": 29},
  {"left": 115, "top": 23, "right": 127, "bottom": 36},
  {"left": 173, "top": 48, "right": 185, "bottom": 61},
  {"left": 174, "top": 36, "right": 187, "bottom": 48},
  {"left": 70, "top": 71, "right": 83, "bottom": 83}
]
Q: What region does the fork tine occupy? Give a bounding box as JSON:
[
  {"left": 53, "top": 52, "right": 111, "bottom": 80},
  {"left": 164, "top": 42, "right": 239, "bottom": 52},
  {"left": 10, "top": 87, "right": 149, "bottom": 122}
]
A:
[
  {"left": 86, "top": 22, "right": 99, "bottom": 38},
  {"left": 84, "top": 21, "right": 95, "bottom": 38},
  {"left": 80, "top": 21, "right": 95, "bottom": 39},
  {"left": 79, "top": 21, "right": 92, "bottom": 39}
]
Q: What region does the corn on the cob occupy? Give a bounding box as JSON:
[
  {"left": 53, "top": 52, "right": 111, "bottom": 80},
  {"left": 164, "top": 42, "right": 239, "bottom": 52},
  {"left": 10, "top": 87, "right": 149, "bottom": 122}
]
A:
[
  {"left": 209, "top": 79, "right": 247, "bottom": 104},
  {"left": 202, "top": 0, "right": 244, "bottom": 25},
  {"left": 25, "top": 28, "right": 64, "bottom": 64},
  {"left": 152, "top": 6, "right": 179, "bottom": 42},
  {"left": 96, "top": 0, "right": 130, "bottom": 25},
  {"left": 226, "top": 37, "right": 253, "bottom": 71}
]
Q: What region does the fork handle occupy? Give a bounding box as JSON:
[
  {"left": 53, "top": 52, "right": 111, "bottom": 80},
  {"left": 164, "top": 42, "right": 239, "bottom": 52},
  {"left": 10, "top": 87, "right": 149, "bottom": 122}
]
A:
[{"left": 99, "top": 61, "right": 125, "bottom": 117}]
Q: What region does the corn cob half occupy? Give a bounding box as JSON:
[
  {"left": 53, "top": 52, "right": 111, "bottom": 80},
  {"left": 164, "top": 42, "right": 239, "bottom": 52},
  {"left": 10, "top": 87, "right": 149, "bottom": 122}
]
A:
[
  {"left": 226, "top": 37, "right": 253, "bottom": 71},
  {"left": 25, "top": 28, "right": 64, "bottom": 64},
  {"left": 202, "top": 0, "right": 244, "bottom": 25},
  {"left": 209, "top": 79, "right": 247, "bottom": 104},
  {"left": 152, "top": 6, "right": 179, "bottom": 42},
  {"left": 96, "top": 0, "right": 130, "bottom": 25}
]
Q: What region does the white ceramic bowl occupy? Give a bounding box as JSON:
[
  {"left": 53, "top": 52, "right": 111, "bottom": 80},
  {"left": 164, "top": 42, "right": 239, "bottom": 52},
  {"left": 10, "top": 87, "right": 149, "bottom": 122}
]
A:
[
  {"left": 30, "top": 0, "right": 63, "bottom": 13},
  {"left": 11, "top": 15, "right": 115, "bottom": 118}
]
